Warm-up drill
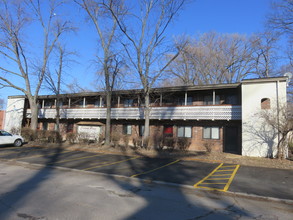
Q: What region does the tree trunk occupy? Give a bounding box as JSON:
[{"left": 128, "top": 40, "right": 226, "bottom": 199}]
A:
[
  {"left": 105, "top": 92, "right": 112, "bottom": 146},
  {"left": 55, "top": 97, "right": 60, "bottom": 133},
  {"left": 143, "top": 92, "right": 150, "bottom": 148},
  {"left": 28, "top": 98, "right": 38, "bottom": 131}
]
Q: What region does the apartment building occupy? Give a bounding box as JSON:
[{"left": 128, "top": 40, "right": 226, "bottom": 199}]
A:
[{"left": 4, "top": 77, "right": 288, "bottom": 157}]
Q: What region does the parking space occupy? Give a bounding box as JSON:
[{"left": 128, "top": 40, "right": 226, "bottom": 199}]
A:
[{"left": 1, "top": 146, "right": 292, "bottom": 200}]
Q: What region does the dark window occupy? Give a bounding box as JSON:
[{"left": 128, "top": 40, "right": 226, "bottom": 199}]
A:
[
  {"left": 67, "top": 123, "right": 74, "bottom": 132},
  {"left": 139, "top": 125, "right": 145, "bottom": 136},
  {"left": 124, "top": 99, "right": 134, "bottom": 107},
  {"left": 204, "top": 95, "right": 220, "bottom": 105},
  {"left": 43, "top": 122, "right": 48, "bottom": 130},
  {"left": 261, "top": 98, "right": 270, "bottom": 109},
  {"left": 226, "top": 95, "right": 238, "bottom": 105},
  {"left": 177, "top": 126, "right": 192, "bottom": 138},
  {"left": 123, "top": 125, "right": 132, "bottom": 135},
  {"left": 203, "top": 127, "right": 219, "bottom": 139}
]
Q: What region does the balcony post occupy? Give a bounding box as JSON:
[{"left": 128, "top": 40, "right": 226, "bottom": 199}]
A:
[
  {"left": 118, "top": 96, "right": 120, "bottom": 107},
  {"left": 54, "top": 99, "right": 57, "bottom": 107},
  {"left": 160, "top": 93, "right": 162, "bottom": 106},
  {"left": 83, "top": 97, "right": 86, "bottom": 108},
  {"left": 185, "top": 91, "right": 187, "bottom": 106},
  {"left": 100, "top": 96, "right": 102, "bottom": 107},
  {"left": 68, "top": 98, "right": 71, "bottom": 108},
  {"left": 42, "top": 100, "right": 44, "bottom": 109},
  {"left": 213, "top": 90, "right": 215, "bottom": 105}
]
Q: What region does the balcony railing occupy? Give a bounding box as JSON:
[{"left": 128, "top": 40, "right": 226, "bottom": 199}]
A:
[{"left": 26, "top": 105, "right": 241, "bottom": 120}]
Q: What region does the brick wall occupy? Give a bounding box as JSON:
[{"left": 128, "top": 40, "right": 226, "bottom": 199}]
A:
[{"left": 0, "top": 110, "right": 4, "bottom": 129}]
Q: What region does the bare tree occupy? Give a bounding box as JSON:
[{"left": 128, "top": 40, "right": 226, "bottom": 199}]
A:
[
  {"left": 75, "top": 0, "right": 124, "bottom": 145},
  {"left": 0, "top": 0, "right": 72, "bottom": 130},
  {"left": 107, "top": 0, "right": 187, "bottom": 142},
  {"left": 44, "top": 44, "right": 74, "bottom": 133},
  {"left": 166, "top": 32, "right": 256, "bottom": 85},
  {"left": 250, "top": 32, "right": 279, "bottom": 78},
  {"left": 267, "top": 0, "right": 293, "bottom": 37}
]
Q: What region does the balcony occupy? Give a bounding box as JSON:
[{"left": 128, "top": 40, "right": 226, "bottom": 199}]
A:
[{"left": 26, "top": 105, "right": 241, "bottom": 120}]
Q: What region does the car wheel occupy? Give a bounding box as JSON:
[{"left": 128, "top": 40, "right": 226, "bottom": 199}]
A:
[{"left": 14, "top": 139, "right": 23, "bottom": 147}]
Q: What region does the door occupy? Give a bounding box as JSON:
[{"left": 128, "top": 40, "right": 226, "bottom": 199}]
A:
[{"left": 224, "top": 126, "right": 239, "bottom": 154}]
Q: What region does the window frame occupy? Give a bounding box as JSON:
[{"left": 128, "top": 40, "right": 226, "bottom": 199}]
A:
[
  {"left": 177, "top": 126, "right": 192, "bottom": 138},
  {"left": 203, "top": 127, "right": 220, "bottom": 140},
  {"left": 123, "top": 124, "right": 132, "bottom": 135}
]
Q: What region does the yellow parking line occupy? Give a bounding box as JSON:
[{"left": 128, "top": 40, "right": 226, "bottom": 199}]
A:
[
  {"left": 83, "top": 156, "right": 141, "bottom": 171},
  {"left": 216, "top": 169, "right": 235, "bottom": 172},
  {"left": 194, "top": 163, "right": 223, "bottom": 188},
  {"left": 199, "top": 183, "right": 227, "bottom": 185},
  {"left": 131, "top": 159, "right": 180, "bottom": 178},
  {"left": 223, "top": 165, "right": 240, "bottom": 192},
  {"left": 207, "top": 178, "right": 230, "bottom": 180},
  {"left": 49, "top": 154, "right": 105, "bottom": 165},
  {"left": 221, "top": 165, "right": 237, "bottom": 168},
  {"left": 194, "top": 163, "right": 240, "bottom": 192}
]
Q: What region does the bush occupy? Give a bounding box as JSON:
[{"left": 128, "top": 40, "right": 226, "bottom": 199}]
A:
[
  {"left": 46, "top": 130, "right": 62, "bottom": 143},
  {"left": 132, "top": 137, "right": 142, "bottom": 148},
  {"left": 163, "top": 137, "right": 175, "bottom": 151},
  {"left": 111, "top": 132, "right": 121, "bottom": 147},
  {"left": 77, "top": 132, "right": 92, "bottom": 144},
  {"left": 21, "top": 128, "right": 37, "bottom": 141},
  {"left": 122, "top": 135, "right": 130, "bottom": 147},
  {"left": 203, "top": 142, "right": 214, "bottom": 153},
  {"left": 66, "top": 132, "right": 77, "bottom": 144},
  {"left": 176, "top": 137, "right": 191, "bottom": 151},
  {"left": 10, "top": 127, "right": 20, "bottom": 135}
]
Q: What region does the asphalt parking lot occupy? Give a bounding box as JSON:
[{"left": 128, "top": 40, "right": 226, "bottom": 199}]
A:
[{"left": 0, "top": 146, "right": 292, "bottom": 201}]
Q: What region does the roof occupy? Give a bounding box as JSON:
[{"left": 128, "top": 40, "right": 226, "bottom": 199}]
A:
[
  {"left": 241, "top": 77, "right": 287, "bottom": 84},
  {"left": 8, "top": 82, "right": 240, "bottom": 99}
]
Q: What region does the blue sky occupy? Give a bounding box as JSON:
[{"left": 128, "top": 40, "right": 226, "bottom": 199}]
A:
[{"left": 0, "top": 0, "right": 275, "bottom": 102}]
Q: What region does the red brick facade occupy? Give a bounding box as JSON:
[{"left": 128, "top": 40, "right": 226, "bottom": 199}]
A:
[{"left": 0, "top": 110, "right": 4, "bottom": 129}]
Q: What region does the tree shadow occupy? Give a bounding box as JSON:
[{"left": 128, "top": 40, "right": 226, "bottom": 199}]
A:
[{"left": 0, "top": 145, "right": 66, "bottom": 219}]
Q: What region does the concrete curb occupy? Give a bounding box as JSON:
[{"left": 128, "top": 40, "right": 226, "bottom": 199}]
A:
[{"left": 1, "top": 158, "right": 293, "bottom": 205}]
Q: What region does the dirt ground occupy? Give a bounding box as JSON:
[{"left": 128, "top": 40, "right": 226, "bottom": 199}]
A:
[{"left": 25, "top": 142, "right": 293, "bottom": 170}]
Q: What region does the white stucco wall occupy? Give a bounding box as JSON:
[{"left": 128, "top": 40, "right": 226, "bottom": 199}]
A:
[
  {"left": 4, "top": 97, "right": 25, "bottom": 133},
  {"left": 241, "top": 78, "right": 287, "bottom": 157}
]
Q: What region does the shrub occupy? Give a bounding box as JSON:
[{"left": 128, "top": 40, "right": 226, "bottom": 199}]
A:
[
  {"left": 176, "top": 137, "right": 191, "bottom": 151},
  {"left": 77, "top": 132, "right": 91, "bottom": 144},
  {"left": 203, "top": 141, "right": 214, "bottom": 153},
  {"left": 133, "top": 137, "right": 142, "bottom": 148},
  {"left": 111, "top": 132, "right": 121, "bottom": 147},
  {"left": 66, "top": 132, "right": 77, "bottom": 144},
  {"left": 10, "top": 127, "right": 20, "bottom": 135},
  {"left": 21, "top": 128, "right": 37, "bottom": 141},
  {"left": 163, "top": 137, "right": 175, "bottom": 151},
  {"left": 122, "top": 135, "right": 130, "bottom": 148},
  {"left": 47, "top": 130, "right": 62, "bottom": 143}
]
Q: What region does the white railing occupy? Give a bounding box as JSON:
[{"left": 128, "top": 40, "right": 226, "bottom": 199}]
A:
[{"left": 26, "top": 105, "right": 241, "bottom": 120}]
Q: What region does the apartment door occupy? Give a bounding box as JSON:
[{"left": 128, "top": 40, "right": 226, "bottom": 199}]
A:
[{"left": 224, "top": 126, "right": 239, "bottom": 154}]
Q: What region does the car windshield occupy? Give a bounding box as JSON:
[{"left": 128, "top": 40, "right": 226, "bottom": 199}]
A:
[{"left": 0, "top": 131, "right": 12, "bottom": 136}]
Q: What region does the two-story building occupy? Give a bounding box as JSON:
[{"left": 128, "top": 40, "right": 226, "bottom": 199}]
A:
[{"left": 4, "top": 77, "right": 288, "bottom": 157}]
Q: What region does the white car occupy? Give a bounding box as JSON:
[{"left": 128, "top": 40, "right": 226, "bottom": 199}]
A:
[{"left": 0, "top": 130, "right": 24, "bottom": 147}]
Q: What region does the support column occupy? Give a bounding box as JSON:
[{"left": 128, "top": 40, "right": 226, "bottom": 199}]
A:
[
  {"left": 185, "top": 91, "right": 188, "bottom": 106},
  {"left": 42, "top": 100, "right": 44, "bottom": 109},
  {"left": 83, "top": 97, "right": 86, "bottom": 108},
  {"left": 68, "top": 98, "right": 71, "bottom": 108},
  {"left": 160, "top": 93, "right": 162, "bottom": 106},
  {"left": 213, "top": 90, "right": 215, "bottom": 105}
]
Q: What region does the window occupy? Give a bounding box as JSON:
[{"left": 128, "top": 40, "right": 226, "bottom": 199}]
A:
[
  {"left": 44, "top": 101, "right": 52, "bottom": 108},
  {"left": 203, "top": 127, "right": 219, "bottom": 139},
  {"left": 261, "top": 98, "right": 270, "bottom": 109},
  {"left": 164, "top": 125, "right": 173, "bottom": 137},
  {"left": 226, "top": 95, "right": 238, "bottom": 105},
  {"left": 43, "top": 122, "right": 48, "bottom": 130},
  {"left": 177, "top": 126, "right": 192, "bottom": 138},
  {"left": 139, "top": 125, "right": 145, "bottom": 136},
  {"left": 67, "top": 123, "right": 74, "bottom": 132},
  {"left": 204, "top": 95, "right": 220, "bottom": 105},
  {"left": 177, "top": 97, "right": 193, "bottom": 106},
  {"left": 124, "top": 99, "right": 134, "bottom": 107},
  {"left": 123, "top": 125, "right": 132, "bottom": 135}
]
